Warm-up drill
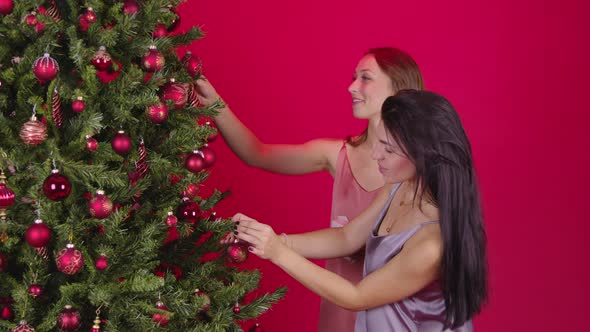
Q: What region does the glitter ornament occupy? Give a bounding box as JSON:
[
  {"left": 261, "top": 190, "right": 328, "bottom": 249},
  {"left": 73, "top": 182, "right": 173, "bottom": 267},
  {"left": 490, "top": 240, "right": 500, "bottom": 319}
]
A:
[
  {"left": 20, "top": 114, "right": 47, "bottom": 145},
  {"left": 141, "top": 45, "right": 165, "bottom": 72},
  {"left": 88, "top": 190, "right": 113, "bottom": 219},
  {"left": 32, "top": 53, "right": 59, "bottom": 84},
  {"left": 91, "top": 46, "right": 112, "bottom": 71},
  {"left": 146, "top": 101, "right": 168, "bottom": 124},
  {"left": 182, "top": 52, "right": 202, "bottom": 78},
  {"left": 226, "top": 242, "right": 248, "bottom": 264},
  {"left": 55, "top": 244, "right": 84, "bottom": 275},
  {"left": 158, "top": 78, "right": 187, "bottom": 109}
]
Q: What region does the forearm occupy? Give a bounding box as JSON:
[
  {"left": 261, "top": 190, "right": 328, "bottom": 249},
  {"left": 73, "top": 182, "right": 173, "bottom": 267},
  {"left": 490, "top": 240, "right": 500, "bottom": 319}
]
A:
[
  {"left": 273, "top": 247, "right": 363, "bottom": 311},
  {"left": 283, "top": 227, "right": 360, "bottom": 259}
]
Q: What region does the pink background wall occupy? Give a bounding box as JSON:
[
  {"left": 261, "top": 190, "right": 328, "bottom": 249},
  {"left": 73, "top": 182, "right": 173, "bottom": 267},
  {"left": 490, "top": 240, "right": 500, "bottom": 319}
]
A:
[{"left": 178, "top": 0, "right": 589, "bottom": 331}]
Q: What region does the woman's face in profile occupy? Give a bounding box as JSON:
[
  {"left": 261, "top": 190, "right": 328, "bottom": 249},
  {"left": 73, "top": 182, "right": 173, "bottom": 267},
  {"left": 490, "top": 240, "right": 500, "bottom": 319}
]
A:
[{"left": 348, "top": 54, "right": 394, "bottom": 121}]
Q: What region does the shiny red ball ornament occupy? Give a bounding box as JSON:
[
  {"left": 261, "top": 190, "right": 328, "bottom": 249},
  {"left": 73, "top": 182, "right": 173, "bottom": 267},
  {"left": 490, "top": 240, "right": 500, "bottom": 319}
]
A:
[
  {"left": 72, "top": 96, "right": 85, "bottom": 113},
  {"left": 198, "top": 117, "right": 218, "bottom": 142},
  {"left": 152, "top": 23, "right": 168, "bottom": 38},
  {"left": 25, "top": 219, "right": 51, "bottom": 247},
  {"left": 0, "top": 181, "right": 16, "bottom": 210},
  {"left": 182, "top": 52, "right": 202, "bottom": 78},
  {"left": 55, "top": 244, "right": 84, "bottom": 275},
  {"left": 0, "top": 0, "right": 14, "bottom": 15},
  {"left": 194, "top": 289, "right": 211, "bottom": 313},
  {"left": 165, "top": 211, "right": 177, "bottom": 227},
  {"left": 83, "top": 7, "right": 96, "bottom": 22},
  {"left": 43, "top": 169, "right": 71, "bottom": 201},
  {"left": 184, "top": 150, "right": 205, "bottom": 173},
  {"left": 88, "top": 190, "right": 113, "bottom": 219},
  {"left": 123, "top": 0, "right": 139, "bottom": 14},
  {"left": 176, "top": 198, "right": 200, "bottom": 223},
  {"left": 159, "top": 78, "right": 187, "bottom": 109},
  {"left": 20, "top": 114, "right": 47, "bottom": 145},
  {"left": 91, "top": 46, "right": 112, "bottom": 71},
  {"left": 0, "top": 252, "right": 7, "bottom": 272},
  {"left": 78, "top": 15, "right": 91, "bottom": 32},
  {"left": 23, "top": 12, "right": 38, "bottom": 26},
  {"left": 28, "top": 284, "right": 43, "bottom": 298},
  {"left": 248, "top": 323, "right": 264, "bottom": 332},
  {"left": 32, "top": 53, "right": 59, "bottom": 84},
  {"left": 180, "top": 183, "right": 199, "bottom": 199},
  {"left": 152, "top": 301, "right": 170, "bottom": 326},
  {"left": 226, "top": 242, "right": 248, "bottom": 264},
  {"left": 166, "top": 6, "right": 180, "bottom": 32},
  {"left": 233, "top": 302, "right": 241, "bottom": 314},
  {"left": 95, "top": 254, "right": 108, "bottom": 271},
  {"left": 111, "top": 130, "right": 132, "bottom": 155},
  {"left": 11, "top": 320, "right": 35, "bottom": 332},
  {"left": 141, "top": 45, "right": 165, "bottom": 72},
  {"left": 1, "top": 304, "right": 13, "bottom": 320},
  {"left": 56, "top": 305, "right": 81, "bottom": 331},
  {"left": 146, "top": 101, "right": 168, "bottom": 124},
  {"left": 200, "top": 144, "right": 216, "bottom": 168},
  {"left": 85, "top": 135, "right": 98, "bottom": 151}
]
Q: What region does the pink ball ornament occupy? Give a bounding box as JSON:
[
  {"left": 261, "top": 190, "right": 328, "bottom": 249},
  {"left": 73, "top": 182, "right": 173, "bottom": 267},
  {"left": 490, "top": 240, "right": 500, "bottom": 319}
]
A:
[
  {"left": 111, "top": 130, "right": 132, "bottom": 155},
  {"left": 95, "top": 254, "right": 108, "bottom": 271},
  {"left": 184, "top": 150, "right": 205, "bottom": 173},
  {"left": 25, "top": 219, "right": 51, "bottom": 248},
  {"left": 88, "top": 190, "right": 113, "bottom": 219},
  {"left": 56, "top": 305, "right": 81, "bottom": 331},
  {"left": 55, "top": 244, "right": 84, "bottom": 275},
  {"left": 42, "top": 169, "right": 71, "bottom": 201},
  {"left": 146, "top": 101, "right": 168, "bottom": 124}
]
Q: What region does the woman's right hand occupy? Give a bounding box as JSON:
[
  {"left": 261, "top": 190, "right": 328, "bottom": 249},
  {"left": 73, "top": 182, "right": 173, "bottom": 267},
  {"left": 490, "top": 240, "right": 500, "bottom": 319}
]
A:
[{"left": 193, "top": 76, "right": 221, "bottom": 107}]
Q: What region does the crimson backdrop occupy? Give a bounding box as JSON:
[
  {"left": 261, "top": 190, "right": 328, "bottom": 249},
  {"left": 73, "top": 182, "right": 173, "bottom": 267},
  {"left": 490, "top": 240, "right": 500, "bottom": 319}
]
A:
[{"left": 177, "top": 0, "right": 589, "bottom": 331}]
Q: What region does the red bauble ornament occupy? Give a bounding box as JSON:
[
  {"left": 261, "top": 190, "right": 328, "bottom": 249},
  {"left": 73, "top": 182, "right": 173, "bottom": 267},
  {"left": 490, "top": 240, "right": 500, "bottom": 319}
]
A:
[
  {"left": 176, "top": 198, "right": 200, "bottom": 223},
  {"left": 197, "top": 117, "right": 218, "bottom": 142},
  {"left": 72, "top": 96, "right": 85, "bottom": 113},
  {"left": 23, "top": 12, "right": 38, "bottom": 27},
  {"left": 111, "top": 130, "right": 132, "bottom": 155},
  {"left": 32, "top": 53, "right": 59, "bottom": 84},
  {"left": 10, "top": 320, "right": 35, "bottom": 332},
  {"left": 56, "top": 305, "right": 81, "bottom": 331},
  {"left": 146, "top": 101, "right": 168, "bottom": 124},
  {"left": 91, "top": 46, "right": 112, "bottom": 71},
  {"left": 166, "top": 6, "right": 180, "bottom": 32},
  {"left": 233, "top": 302, "right": 241, "bottom": 314},
  {"left": 165, "top": 211, "right": 177, "bottom": 227},
  {"left": 20, "top": 114, "right": 47, "bottom": 145},
  {"left": 226, "top": 242, "right": 248, "bottom": 264},
  {"left": 0, "top": 252, "right": 7, "bottom": 271},
  {"left": 159, "top": 78, "right": 187, "bottom": 109},
  {"left": 123, "top": 0, "right": 139, "bottom": 14},
  {"left": 184, "top": 150, "right": 205, "bottom": 173},
  {"left": 1, "top": 304, "right": 13, "bottom": 320},
  {"left": 95, "top": 254, "right": 108, "bottom": 271},
  {"left": 141, "top": 45, "right": 165, "bottom": 72},
  {"left": 88, "top": 190, "right": 113, "bottom": 219},
  {"left": 248, "top": 323, "right": 264, "bottom": 332},
  {"left": 85, "top": 135, "right": 98, "bottom": 152},
  {"left": 0, "top": 176, "right": 16, "bottom": 209},
  {"left": 194, "top": 289, "right": 211, "bottom": 313},
  {"left": 182, "top": 52, "right": 202, "bottom": 78},
  {"left": 55, "top": 244, "right": 84, "bottom": 275},
  {"left": 25, "top": 219, "right": 51, "bottom": 247},
  {"left": 43, "top": 169, "right": 71, "bottom": 201},
  {"left": 200, "top": 144, "right": 216, "bottom": 168},
  {"left": 0, "top": 0, "right": 13, "bottom": 15},
  {"left": 79, "top": 15, "right": 90, "bottom": 32},
  {"left": 28, "top": 284, "right": 43, "bottom": 298},
  {"left": 83, "top": 7, "right": 96, "bottom": 22},
  {"left": 152, "top": 301, "right": 170, "bottom": 326},
  {"left": 152, "top": 23, "right": 168, "bottom": 38},
  {"left": 96, "top": 59, "right": 122, "bottom": 84},
  {"left": 181, "top": 183, "right": 199, "bottom": 199}
]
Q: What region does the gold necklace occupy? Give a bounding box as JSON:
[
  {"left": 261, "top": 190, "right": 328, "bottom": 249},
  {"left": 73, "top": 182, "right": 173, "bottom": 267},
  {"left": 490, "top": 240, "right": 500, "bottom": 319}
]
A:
[{"left": 384, "top": 202, "right": 415, "bottom": 233}]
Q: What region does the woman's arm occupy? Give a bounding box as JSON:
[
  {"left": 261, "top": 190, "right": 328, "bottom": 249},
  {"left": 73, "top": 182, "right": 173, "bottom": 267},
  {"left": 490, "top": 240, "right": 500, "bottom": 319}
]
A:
[
  {"left": 235, "top": 215, "right": 442, "bottom": 311},
  {"left": 194, "top": 78, "right": 340, "bottom": 175}
]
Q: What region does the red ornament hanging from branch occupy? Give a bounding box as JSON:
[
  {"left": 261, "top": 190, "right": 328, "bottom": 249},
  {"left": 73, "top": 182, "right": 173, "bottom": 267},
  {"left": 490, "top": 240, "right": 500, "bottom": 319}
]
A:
[
  {"left": 32, "top": 53, "right": 59, "bottom": 84},
  {"left": 51, "top": 87, "right": 62, "bottom": 128}
]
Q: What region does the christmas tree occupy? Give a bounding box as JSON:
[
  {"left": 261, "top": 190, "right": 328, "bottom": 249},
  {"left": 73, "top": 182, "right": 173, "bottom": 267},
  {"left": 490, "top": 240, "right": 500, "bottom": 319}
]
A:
[{"left": 0, "top": 0, "right": 285, "bottom": 331}]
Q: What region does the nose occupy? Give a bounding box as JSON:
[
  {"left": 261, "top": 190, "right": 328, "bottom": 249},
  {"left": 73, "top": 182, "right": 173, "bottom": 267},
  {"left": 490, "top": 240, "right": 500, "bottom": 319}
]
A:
[{"left": 348, "top": 78, "right": 358, "bottom": 94}]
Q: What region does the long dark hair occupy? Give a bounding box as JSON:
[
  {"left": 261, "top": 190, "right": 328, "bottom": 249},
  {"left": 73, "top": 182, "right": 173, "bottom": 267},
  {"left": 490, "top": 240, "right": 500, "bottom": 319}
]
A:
[
  {"left": 381, "top": 90, "right": 487, "bottom": 328},
  {"left": 348, "top": 47, "right": 424, "bottom": 146}
]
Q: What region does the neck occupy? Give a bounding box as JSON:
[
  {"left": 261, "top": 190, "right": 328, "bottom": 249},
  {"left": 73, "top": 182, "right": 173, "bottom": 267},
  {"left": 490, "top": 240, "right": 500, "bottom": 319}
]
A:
[{"left": 364, "top": 116, "right": 381, "bottom": 147}]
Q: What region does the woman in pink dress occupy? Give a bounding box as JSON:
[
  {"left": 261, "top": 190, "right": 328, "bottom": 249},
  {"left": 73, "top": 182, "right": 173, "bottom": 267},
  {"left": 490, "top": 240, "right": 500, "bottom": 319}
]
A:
[{"left": 195, "top": 47, "right": 424, "bottom": 331}]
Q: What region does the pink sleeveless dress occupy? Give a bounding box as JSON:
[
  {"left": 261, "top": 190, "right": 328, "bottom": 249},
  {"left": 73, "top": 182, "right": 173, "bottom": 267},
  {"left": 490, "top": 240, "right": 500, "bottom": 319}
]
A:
[{"left": 318, "top": 142, "right": 381, "bottom": 332}]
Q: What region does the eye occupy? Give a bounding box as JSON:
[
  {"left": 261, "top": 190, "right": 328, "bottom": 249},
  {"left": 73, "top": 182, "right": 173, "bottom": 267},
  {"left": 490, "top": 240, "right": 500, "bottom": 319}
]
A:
[{"left": 361, "top": 75, "right": 370, "bottom": 81}]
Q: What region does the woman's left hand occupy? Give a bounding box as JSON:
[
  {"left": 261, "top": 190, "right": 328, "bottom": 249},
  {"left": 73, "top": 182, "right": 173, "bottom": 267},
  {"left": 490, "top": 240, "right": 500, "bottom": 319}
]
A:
[{"left": 232, "top": 213, "right": 286, "bottom": 262}]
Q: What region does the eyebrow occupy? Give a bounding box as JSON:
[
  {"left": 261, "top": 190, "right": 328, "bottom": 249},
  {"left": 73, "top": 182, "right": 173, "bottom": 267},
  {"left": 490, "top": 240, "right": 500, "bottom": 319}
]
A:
[{"left": 379, "top": 139, "right": 393, "bottom": 146}]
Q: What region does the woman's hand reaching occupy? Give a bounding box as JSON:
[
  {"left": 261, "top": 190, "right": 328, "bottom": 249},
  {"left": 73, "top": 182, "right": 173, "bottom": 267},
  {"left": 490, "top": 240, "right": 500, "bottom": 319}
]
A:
[{"left": 231, "top": 213, "right": 287, "bottom": 262}]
